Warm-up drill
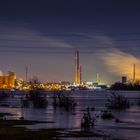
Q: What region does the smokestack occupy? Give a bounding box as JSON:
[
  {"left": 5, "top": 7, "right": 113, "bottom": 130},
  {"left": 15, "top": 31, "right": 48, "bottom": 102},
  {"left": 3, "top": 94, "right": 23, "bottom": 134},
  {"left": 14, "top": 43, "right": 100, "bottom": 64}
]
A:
[
  {"left": 26, "top": 66, "right": 28, "bottom": 82},
  {"left": 133, "top": 64, "right": 135, "bottom": 81},
  {"left": 74, "top": 49, "right": 77, "bottom": 84},
  {"left": 96, "top": 73, "right": 99, "bottom": 83},
  {"left": 79, "top": 65, "right": 82, "bottom": 84},
  {"left": 74, "top": 49, "right": 80, "bottom": 85}
]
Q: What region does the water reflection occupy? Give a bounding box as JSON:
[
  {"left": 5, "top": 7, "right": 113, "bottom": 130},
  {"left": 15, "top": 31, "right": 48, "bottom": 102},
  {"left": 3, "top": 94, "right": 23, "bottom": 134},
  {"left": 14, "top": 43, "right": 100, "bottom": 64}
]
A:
[{"left": 0, "top": 90, "right": 140, "bottom": 139}]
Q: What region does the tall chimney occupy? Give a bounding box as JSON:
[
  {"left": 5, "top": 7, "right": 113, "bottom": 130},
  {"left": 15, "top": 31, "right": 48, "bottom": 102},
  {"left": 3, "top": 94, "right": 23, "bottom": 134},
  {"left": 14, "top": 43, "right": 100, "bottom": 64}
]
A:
[
  {"left": 133, "top": 64, "right": 135, "bottom": 81},
  {"left": 79, "top": 65, "right": 82, "bottom": 84},
  {"left": 96, "top": 73, "right": 99, "bottom": 83},
  {"left": 74, "top": 49, "right": 80, "bottom": 85},
  {"left": 26, "top": 66, "right": 28, "bottom": 82}
]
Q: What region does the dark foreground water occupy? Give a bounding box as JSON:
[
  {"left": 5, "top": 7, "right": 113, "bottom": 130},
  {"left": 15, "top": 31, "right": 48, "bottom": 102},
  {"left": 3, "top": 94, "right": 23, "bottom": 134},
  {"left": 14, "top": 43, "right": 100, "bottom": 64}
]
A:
[{"left": 0, "top": 90, "right": 140, "bottom": 140}]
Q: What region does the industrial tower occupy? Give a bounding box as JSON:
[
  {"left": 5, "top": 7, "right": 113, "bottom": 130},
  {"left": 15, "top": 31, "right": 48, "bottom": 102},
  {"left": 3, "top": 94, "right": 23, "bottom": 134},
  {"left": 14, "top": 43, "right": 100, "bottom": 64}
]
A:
[
  {"left": 74, "top": 49, "right": 82, "bottom": 85},
  {"left": 133, "top": 64, "right": 135, "bottom": 81}
]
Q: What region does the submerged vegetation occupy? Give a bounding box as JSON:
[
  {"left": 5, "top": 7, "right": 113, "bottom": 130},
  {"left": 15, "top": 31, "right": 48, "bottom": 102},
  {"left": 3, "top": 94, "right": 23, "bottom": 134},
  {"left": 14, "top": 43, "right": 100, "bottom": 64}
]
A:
[
  {"left": 21, "top": 78, "right": 47, "bottom": 108},
  {"left": 106, "top": 92, "right": 130, "bottom": 110},
  {"left": 101, "top": 110, "right": 114, "bottom": 119},
  {"left": 52, "top": 91, "right": 76, "bottom": 111},
  {"left": 0, "top": 90, "right": 9, "bottom": 100},
  {"left": 137, "top": 93, "right": 140, "bottom": 106},
  {"left": 81, "top": 108, "right": 94, "bottom": 128},
  {"left": 29, "top": 89, "right": 47, "bottom": 108}
]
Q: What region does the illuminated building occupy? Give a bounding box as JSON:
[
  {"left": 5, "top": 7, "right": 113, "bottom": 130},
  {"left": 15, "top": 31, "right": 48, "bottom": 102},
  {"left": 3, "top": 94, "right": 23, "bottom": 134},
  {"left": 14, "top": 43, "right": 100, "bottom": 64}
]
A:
[
  {"left": 45, "top": 82, "right": 62, "bottom": 91},
  {"left": 0, "top": 71, "right": 16, "bottom": 89}
]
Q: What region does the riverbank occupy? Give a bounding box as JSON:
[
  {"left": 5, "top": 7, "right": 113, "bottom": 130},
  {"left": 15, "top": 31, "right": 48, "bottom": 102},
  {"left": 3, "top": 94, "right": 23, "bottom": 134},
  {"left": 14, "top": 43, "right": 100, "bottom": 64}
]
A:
[{"left": 0, "top": 112, "right": 115, "bottom": 140}]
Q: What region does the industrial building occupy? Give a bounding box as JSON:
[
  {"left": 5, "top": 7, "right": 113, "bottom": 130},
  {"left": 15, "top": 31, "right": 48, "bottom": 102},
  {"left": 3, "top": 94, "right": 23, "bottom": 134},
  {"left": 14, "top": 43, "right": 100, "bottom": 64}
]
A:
[{"left": 0, "top": 71, "right": 16, "bottom": 89}]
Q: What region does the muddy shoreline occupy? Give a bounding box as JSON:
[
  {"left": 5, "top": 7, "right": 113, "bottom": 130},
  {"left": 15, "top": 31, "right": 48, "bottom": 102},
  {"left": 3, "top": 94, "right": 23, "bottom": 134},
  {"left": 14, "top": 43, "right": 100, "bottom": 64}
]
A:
[{"left": 0, "top": 112, "right": 116, "bottom": 140}]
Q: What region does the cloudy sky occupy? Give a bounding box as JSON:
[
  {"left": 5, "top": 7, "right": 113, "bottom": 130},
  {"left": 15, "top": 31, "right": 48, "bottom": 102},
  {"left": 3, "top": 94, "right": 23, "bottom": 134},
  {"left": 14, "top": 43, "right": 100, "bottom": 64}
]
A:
[{"left": 0, "top": 0, "right": 140, "bottom": 84}]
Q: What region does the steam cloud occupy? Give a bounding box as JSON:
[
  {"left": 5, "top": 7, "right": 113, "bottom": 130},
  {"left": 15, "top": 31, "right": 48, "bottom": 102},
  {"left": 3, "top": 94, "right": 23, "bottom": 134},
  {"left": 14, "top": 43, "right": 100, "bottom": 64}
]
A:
[{"left": 101, "top": 48, "right": 140, "bottom": 80}]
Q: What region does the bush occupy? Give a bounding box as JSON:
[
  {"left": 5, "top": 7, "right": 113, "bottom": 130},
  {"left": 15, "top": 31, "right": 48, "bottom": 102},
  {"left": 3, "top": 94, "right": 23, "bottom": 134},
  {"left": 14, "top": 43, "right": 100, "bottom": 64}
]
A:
[
  {"left": 101, "top": 110, "right": 114, "bottom": 119},
  {"left": 106, "top": 92, "right": 130, "bottom": 110},
  {"left": 53, "top": 91, "right": 76, "bottom": 111},
  {"left": 28, "top": 78, "right": 47, "bottom": 108},
  {"left": 29, "top": 89, "right": 47, "bottom": 108}
]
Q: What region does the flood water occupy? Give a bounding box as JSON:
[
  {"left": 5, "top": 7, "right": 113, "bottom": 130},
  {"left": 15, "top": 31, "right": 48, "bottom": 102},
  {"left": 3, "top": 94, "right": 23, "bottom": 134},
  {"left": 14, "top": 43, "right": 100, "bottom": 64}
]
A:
[{"left": 0, "top": 90, "right": 140, "bottom": 140}]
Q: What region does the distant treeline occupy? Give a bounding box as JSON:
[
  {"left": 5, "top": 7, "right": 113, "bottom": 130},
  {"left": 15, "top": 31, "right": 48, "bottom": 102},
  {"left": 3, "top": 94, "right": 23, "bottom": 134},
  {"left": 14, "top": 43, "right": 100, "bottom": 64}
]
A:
[{"left": 110, "top": 82, "right": 140, "bottom": 90}]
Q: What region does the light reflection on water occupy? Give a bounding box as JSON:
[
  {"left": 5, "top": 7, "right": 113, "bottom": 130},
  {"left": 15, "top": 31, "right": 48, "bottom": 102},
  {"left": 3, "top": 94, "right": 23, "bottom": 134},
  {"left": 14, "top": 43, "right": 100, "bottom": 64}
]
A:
[{"left": 0, "top": 90, "right": 140, "bottom": 140}]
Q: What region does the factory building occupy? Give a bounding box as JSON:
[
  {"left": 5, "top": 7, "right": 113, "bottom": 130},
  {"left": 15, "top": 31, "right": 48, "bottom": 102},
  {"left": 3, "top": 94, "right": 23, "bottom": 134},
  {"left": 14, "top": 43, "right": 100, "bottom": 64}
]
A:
[{"left": 0, "top": 71, "right": 16, "bottom": 89}]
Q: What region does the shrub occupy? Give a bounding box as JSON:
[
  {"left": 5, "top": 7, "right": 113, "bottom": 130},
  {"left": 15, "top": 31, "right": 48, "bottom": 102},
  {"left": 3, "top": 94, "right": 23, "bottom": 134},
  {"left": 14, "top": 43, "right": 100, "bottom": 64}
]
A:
[{"left": 106, "top": 92, "right": 130, "bottom": 110}]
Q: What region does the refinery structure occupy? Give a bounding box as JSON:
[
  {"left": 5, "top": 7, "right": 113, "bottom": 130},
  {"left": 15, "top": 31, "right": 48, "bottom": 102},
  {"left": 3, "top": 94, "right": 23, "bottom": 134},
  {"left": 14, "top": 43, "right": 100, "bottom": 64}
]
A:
[
  {"left": 0, "top": 49, "right": 108, "bottom": 90},
  {"left": 0, "top": 71, "right": 16, "bottom": 89},
  {"left": 74, "top": 49, "right": 82, "bottom": 85}
]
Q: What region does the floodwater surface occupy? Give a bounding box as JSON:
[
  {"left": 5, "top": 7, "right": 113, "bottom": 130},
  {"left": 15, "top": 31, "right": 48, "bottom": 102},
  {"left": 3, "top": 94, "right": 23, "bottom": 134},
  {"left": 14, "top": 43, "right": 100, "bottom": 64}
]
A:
[{"left": 0, "top": 90, "right": 140, "bottom": 140}]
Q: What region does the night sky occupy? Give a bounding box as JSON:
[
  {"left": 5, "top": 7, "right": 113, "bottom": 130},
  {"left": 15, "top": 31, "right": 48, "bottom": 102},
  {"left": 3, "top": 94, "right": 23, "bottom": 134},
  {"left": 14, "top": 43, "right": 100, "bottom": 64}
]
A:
[{"left": 0, "top": 0, "right": 140, "bottom": 84}]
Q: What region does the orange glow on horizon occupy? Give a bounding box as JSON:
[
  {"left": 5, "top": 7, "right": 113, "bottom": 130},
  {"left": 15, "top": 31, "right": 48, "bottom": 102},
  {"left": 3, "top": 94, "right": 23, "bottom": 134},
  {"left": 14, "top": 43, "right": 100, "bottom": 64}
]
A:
[{"left": 101, "top": 49, "right": 140, "bottom": 80}]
